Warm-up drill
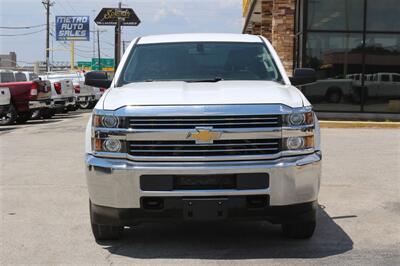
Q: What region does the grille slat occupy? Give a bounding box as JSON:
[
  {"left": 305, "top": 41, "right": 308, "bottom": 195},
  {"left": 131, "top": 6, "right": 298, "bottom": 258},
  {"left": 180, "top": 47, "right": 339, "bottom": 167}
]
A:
[
  {"left": 127, "top": 115, "right": 281, "bottom": 130},
  {"left": 129, "top": 142, "right": 278, "bottom": 147},
  {"left": 128, "top": 139, "right": 281, "bottom": 157},
  {"left": 130, "top": 148, "right": 279, "bottom": 153}
]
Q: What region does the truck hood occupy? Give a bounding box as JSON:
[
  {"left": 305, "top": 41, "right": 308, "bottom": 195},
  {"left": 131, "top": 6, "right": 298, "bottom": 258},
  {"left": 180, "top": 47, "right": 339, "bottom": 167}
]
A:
[{"left": 102, "top": 80, "right": 304, "bottom": 110}]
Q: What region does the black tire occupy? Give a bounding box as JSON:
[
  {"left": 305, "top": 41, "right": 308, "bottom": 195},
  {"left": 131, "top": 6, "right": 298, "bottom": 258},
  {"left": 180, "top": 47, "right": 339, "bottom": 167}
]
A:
[
  {"left": 16, "top": 112, "right": 31, "bottom": 124},
  {"left": 0, "top": 104, "right": 17, "bottom": 125},
  {"left": 325, "top": 88, "right": 342, "bottom": 103},
  {"left": 61, "top": 108, "right": 69, "bottom": 114},
  {"left": 281, "top": 220, "right": 316, "bottom": 239},
  {"left": 90, "top": 201, "right": 123, "bottom": 241},
  {"left": 42, "top": 109, "right": 55, "bottom": 119}
]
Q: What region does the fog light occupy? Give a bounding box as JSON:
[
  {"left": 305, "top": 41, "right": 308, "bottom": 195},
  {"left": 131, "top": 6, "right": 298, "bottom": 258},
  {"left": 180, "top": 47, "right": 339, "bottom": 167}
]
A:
[
  {"left": 103, "top": 139, "right": 122, "bottom": 152},
  {"left": 286, "top": 137, "right": 305, "bottom": 150},
  {"left": 288, "top": 113, "right": 305, "bottom": 126},
  {"left": 102, "top": 115, "right": 119, "bottom": 128}
]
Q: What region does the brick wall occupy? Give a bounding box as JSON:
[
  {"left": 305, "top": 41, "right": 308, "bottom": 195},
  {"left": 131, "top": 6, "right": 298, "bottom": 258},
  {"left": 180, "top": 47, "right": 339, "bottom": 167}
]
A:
[{"left": 253, "top": 0, "right": 295, "bottom": 75}]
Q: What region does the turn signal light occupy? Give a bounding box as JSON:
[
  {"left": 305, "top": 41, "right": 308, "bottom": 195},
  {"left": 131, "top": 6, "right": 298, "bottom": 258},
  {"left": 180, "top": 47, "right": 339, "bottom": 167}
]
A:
[
  {"left": 92, "top": 138, "right": 103, "bottom": 152},
  {"left": 304, "top": 135, "right": 314, "bottom": 149}
]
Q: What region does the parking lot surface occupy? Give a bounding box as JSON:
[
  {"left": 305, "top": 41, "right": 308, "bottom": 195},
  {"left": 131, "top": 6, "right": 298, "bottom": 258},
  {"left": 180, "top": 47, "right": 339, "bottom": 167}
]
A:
[{"left": 1, "top": 111, "right": 399, "bottom": 265}]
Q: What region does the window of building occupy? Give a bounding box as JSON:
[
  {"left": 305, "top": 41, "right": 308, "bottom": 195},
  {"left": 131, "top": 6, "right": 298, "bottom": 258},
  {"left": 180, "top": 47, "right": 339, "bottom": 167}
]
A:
[
  {"left": 307, "top": 0, "right": 364, "bottom": 31},
  {"left": 299, "top": 0, "right": 400, "bottom": 113},
  {"left": 367, "top": 0, "right": 400, "bottom": 32}
]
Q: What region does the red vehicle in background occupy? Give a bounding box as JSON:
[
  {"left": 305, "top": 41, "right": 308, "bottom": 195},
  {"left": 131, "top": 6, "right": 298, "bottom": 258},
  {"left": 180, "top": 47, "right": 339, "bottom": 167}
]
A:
[{"left": 0, "top": 80, "right": 52, "bottom": 125}]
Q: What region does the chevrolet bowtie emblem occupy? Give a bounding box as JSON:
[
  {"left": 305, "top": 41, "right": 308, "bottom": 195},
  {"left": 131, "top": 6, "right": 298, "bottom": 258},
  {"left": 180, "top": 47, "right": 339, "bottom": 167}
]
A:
[{"left": 187, "top": 127, "right": 222, "bottom": 144}]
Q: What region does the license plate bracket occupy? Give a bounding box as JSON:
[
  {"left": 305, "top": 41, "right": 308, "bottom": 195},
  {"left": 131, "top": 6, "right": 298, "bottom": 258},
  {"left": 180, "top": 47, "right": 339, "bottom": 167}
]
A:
[{"left": 183, "top": 198, "right": 228, "bottom": 220}]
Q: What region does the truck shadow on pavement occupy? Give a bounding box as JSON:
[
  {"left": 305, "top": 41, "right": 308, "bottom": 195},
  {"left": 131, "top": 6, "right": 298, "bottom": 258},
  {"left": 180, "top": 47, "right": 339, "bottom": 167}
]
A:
[{"left": 100, "top": 207, "right": 353, "bottom": 259}]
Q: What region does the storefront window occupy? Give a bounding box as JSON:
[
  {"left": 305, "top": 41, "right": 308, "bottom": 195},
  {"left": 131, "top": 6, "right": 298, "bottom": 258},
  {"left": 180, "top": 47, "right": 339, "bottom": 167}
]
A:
[
  {"left": 366, "top": 0, "right": 400, "bottom": 32},
  {"left": 301, "top": 33, "right": 363, "bottom": 111},
  {"left": 299, "top": 0, "right": 400, "bottom": 113},
  {"left": 363, "top": 34, "right": 400, "bottom": 113},
  {"left": 307, "top": 0, "right": 364, "bottom": 31}
]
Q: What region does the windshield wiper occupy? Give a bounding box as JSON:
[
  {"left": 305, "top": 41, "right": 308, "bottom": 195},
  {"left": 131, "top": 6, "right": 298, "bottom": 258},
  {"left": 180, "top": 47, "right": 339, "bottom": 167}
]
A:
[{"left": 184, "top": 77, "right": 224, "bottom": 83}]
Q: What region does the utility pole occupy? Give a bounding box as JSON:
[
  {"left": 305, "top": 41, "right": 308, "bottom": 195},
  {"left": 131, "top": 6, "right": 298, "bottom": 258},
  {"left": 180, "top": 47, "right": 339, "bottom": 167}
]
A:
[
  {"left": 114, "top": 1, "right": 122, "bottom": 71},
  {"left": 92, "top": 9, "right": 96, "bottom": 59},
  {"left": 97, "top": 29, "right": 101, "bottom": 71},
  {"left": 70, "top": 41, "right": 75, "bottom": 71},
  {"left": 42, "top": 0, "right": 54, "bottom": 73}
]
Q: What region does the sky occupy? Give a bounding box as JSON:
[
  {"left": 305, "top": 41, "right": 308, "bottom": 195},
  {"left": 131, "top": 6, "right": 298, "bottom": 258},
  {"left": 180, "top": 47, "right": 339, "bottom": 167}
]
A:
[{"left": 0, "top": 0, "right": 243, "bottom": 66}]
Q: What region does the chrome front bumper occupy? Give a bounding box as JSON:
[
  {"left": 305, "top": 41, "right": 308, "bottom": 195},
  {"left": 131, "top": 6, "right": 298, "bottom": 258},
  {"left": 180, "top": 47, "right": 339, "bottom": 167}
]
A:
[{"left": 86, "top": 152, "right": 321, "bottom": 209}]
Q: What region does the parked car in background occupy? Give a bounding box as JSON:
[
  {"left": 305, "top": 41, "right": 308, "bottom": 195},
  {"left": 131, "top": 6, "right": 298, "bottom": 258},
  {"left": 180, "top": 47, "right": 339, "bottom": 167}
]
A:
[
  {"left": 43, "top": 72, "right": 99, "bottom": 109},
  {"left": 0, "top": 79, "right": 52, "bottom": 125},
  {"left": 299, "top": 78, "right": 353, "bottom": 103},
  {"left": 0, "top": 87, "right": 11, "bottom": 122},
  {"left": 39, "top": 74, "right": 76, "bottom": 118}
]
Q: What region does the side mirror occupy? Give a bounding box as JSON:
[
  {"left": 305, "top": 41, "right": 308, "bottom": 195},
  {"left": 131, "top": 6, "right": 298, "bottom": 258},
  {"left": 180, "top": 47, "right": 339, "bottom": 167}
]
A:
[
  {"left": 85, "top": 71, "right": 112, "bottom": 88},
  {"left": 289, "top": 68, "right": 317, "bottom": 86}
]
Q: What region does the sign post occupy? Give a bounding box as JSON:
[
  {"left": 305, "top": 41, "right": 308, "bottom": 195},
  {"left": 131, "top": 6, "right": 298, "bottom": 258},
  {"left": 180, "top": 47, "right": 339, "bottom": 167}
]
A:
[
  {"left": 55, "top": 16, "right": 90, "bottom": 70},
  {"left": 95, "top": 5, "right": 140, "bottom": 71}
]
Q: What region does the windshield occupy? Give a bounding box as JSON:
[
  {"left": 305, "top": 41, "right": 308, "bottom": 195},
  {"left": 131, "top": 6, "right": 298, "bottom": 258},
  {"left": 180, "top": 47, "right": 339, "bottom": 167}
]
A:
[{"left": 119, "top": 42, "right": 282, "bottom": 85}]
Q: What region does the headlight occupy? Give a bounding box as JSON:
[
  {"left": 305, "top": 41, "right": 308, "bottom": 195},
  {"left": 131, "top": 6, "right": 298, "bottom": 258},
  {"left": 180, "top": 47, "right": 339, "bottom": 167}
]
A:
[
  {"left": 285, "top": 111, "right": 314, "bottom": 126},
  {"left": 285, "top": 136, "right": 314, "bottom": 150},
  {"left": 286, "top": 137, "right": 305, "bottom": 150},
  {"left": 93, "top": 114, "right": 121, "bottom": 128},
  {"left": 102, "top": 116, "right": 119, "bottom": 128},
  {"left": 103, "top": 139, "right": 122, "bottom": 152},
  {"left": 288, "top": 113, "right": 305, "bottom": 126}
]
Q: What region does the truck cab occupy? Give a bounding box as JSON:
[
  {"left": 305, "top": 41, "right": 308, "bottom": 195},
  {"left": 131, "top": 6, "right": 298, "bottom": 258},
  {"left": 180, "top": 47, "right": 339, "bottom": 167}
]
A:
[
  {"left": 84, "top": 33, "right": 321, "bottom": 240},
  {"left": 366, "top": 73, "right": 400, "bottom": 98}
]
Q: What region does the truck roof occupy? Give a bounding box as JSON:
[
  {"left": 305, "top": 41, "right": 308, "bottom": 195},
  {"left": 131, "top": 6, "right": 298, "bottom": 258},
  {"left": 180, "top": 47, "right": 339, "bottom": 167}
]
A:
[{"left": 137, "top": 33, "right": 263, "bottom": 45}]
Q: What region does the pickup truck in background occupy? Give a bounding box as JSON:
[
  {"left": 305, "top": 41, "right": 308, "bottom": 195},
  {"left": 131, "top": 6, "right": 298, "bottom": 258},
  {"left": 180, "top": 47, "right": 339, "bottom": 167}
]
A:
[
  {"left": 0, "top": 79, "right": 52, "bottom": 125},
  {"left": 365, "top": 73, "right": 400, "bottom": 99},
  {"left": 299, "top": 78, "right": 353, "bottom": 103},
  {"left": 84, "top": 33, "right": 322, "bottom": 241},
  {"left": 40, "top": 74, "right": 77, "bottom": 114},
  {"left": 44, "top": 72, "right": 100, "bottom": 109}
]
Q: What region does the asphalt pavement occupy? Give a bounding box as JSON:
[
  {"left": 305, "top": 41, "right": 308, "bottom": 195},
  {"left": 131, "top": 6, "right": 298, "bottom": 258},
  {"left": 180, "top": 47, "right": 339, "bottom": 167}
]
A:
[{"left": 1, "top": 111, "right": 399, "bottom": 265}]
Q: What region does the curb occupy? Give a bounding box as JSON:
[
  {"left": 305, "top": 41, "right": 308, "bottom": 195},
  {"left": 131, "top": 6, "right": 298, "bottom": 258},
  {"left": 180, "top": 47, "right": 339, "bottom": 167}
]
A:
[{"left": 320, "top": 121, "right": 400, "bottom": 129}]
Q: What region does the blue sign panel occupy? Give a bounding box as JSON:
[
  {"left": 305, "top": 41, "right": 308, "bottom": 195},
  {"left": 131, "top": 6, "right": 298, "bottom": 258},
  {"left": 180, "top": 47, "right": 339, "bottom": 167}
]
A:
[{"left": 55, "top": 16, "right": 90, "bottom": 41}]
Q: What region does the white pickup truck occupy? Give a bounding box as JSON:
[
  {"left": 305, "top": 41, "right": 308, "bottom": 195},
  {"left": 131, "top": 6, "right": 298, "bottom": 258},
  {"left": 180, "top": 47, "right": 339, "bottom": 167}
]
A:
[
  {"left": 39, "top": 74, "right": 76, "bottom": 117},
  {"left": 365, "top": 73, "right": 400, "bottom": 99},
  {"left": 84, "top": 33, "right": 322, "bottom": 240},
  {"left": 48, "top": 72, "right": 101, "bottom": 109}
]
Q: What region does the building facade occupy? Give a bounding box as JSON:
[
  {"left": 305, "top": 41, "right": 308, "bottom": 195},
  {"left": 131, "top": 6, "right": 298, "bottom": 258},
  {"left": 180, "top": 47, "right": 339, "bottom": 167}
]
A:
[
  {"left": 243, "top": 0, "right": 400, "bottom": 114},
  {"left": 0, "top": 52, "right": 17, "bottom": 68}
]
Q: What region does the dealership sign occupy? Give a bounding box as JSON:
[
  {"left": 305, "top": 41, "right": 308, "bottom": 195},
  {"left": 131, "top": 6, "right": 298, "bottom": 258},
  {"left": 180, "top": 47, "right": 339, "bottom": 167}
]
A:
[
  {"left": 94, "top": 8, "right": 140, "bottom": 26},
  {"left": 55, "top": 16, "right": 90, "bottom": 41}
]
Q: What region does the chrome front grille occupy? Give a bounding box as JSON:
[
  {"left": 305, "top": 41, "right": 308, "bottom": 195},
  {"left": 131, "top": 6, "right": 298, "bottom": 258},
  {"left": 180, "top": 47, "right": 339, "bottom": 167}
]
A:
[
  {"left": 127, "top": 115, "right": 281, "bottom": 129},
  {"left": 128, "top": 139, "right": 281, "bottom": 157}
]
